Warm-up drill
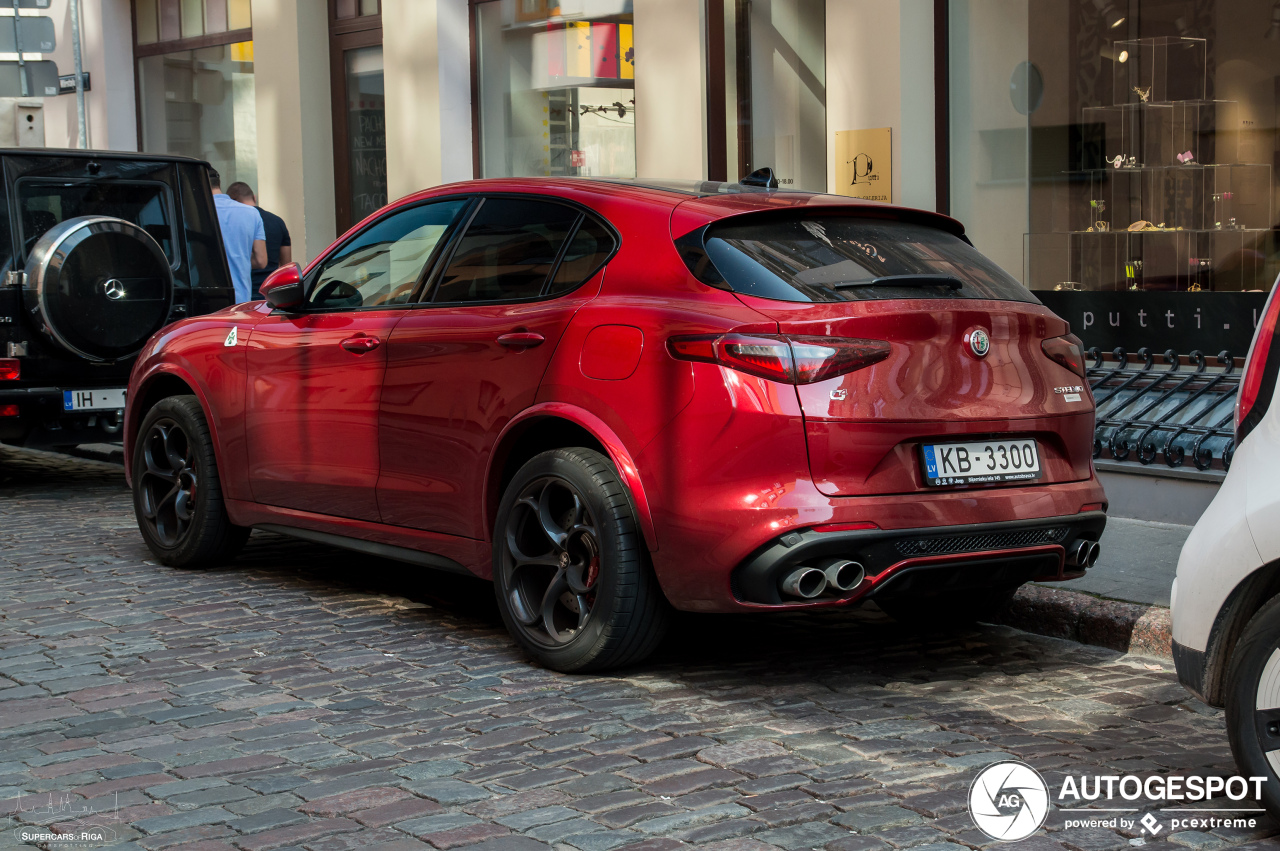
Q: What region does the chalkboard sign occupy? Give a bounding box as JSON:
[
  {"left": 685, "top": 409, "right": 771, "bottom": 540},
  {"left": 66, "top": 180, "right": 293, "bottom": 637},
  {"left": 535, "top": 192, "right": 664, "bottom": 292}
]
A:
[{"left": 348, "top": 107, "right": 387, "bottom": 221}]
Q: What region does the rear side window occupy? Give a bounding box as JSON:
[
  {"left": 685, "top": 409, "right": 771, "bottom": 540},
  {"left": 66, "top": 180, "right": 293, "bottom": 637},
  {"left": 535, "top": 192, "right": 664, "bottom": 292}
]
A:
[
  {"left": 18, "top": 179, "right": 175, "bottom": 262},
  {"left": 700, "top": 216, "right": 1038, "bottom": 303},
  {"left": 434, "top": 198, "right": 579, "bottom": 303},
  {"left": 548, "top": 218, "right": 614, "bottom": 296}
]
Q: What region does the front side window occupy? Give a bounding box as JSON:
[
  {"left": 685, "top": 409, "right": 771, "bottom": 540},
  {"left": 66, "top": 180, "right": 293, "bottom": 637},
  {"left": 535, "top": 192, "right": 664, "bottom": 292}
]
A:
[
  {"left": 308, "top": 199, "right": 469, "bottom": 310},
  {"left": 433, "top": 198, "right": 580, "bottom": 303},
  {"left": 18, "top": 180, "right": 175, "bottom": 261}
]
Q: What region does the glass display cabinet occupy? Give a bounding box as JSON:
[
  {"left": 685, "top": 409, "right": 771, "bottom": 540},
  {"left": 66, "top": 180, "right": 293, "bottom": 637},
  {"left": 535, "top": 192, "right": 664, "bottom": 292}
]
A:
[{"left": 1025, "top": 37, "right": 1275, "bottom": 294}]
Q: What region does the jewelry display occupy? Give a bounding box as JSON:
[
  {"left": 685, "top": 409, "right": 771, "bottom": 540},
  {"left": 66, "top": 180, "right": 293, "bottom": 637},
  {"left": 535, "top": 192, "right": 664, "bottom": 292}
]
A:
[{"left": 1026, "top": 37, "right": 1273, "bottom": 294}]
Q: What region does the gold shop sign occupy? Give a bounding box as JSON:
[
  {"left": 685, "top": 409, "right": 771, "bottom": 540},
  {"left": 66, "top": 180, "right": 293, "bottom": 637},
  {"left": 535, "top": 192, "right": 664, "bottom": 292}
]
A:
[{"left": 834, "top": 128, "right": 892, "bottom": 203}]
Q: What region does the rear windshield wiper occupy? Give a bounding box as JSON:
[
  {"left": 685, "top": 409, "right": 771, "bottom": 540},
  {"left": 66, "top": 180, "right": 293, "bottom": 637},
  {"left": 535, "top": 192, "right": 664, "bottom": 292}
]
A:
[{"left": 834, "top": 274, "right": 965, "bottom": 290}]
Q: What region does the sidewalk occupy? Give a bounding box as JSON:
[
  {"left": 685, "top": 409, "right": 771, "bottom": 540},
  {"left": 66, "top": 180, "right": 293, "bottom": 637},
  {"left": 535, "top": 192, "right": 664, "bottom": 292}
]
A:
[
  {"left": 1052, "top": 516, "right": 1189, "bottom": 607},
  {"left": 997, "top": 517, "right": 1189, "bottom": 658}
]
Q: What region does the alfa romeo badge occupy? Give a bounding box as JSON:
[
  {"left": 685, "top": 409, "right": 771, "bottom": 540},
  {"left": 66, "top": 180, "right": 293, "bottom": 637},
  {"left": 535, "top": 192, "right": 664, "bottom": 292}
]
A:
[{"left": 967, "top": 327, "right": 991, "bottom": 358}]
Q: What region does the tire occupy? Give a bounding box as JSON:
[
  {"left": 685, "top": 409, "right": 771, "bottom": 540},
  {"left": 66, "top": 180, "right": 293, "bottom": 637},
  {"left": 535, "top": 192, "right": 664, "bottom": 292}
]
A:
[
  {"left": 1224, "top": 594, "right": 1280, "bottom": 820},
  {"left": 132, "top": 395, "right": 249, "bottom": 568},
  {"left": 875, "top": 585, "right": 1019, "bottom": 628},
  {"left": 492, "top": 448, "right": 669, "bottom": 672}
]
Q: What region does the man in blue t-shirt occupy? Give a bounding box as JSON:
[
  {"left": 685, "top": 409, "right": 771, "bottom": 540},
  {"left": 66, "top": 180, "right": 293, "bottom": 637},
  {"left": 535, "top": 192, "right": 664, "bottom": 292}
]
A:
[
  {"left": 227, "top": 181, "right": 293, "bottom": 299},
  {"left": 210, "top": 169, "right": 266, "bottom": 303}
]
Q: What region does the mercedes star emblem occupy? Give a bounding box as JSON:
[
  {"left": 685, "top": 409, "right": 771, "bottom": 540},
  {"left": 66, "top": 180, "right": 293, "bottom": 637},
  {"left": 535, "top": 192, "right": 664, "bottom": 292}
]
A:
[{"left": 103, "top": 279, "right": 126, "bottom": 300}]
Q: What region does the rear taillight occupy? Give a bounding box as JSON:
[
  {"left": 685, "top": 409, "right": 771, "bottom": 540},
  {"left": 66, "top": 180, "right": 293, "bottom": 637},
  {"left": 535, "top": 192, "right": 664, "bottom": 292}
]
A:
[
  {"left": 0, "top": 359, "right": 18, "bottom": 381},
  {"left": 668, "top": 334, "right": 890, "bottom": 385},
  {"left": 1041, "top": 334, "right": 1087, "bottom": 380},
  {"left": 1237, "top": 283, "right": 1280, "bottom": 444},
  {"left": 0, "top": 404, "right": 17, "bottom": 417}
]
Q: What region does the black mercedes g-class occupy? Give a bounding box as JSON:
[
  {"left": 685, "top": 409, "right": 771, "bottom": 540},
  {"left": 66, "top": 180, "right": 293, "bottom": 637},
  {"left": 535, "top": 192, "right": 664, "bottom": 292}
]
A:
[{"left": 0, "top": 149, "right": 234, "bottom": 449}]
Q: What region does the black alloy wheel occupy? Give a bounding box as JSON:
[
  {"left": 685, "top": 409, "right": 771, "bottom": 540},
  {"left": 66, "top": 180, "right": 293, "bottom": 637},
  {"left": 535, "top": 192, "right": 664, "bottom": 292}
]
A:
[
  {"left": 1225, "top": 594, "right": 1280, "bottom": 819},
  {"left": 132, "top": 395, "right": 248, "bottom": 568},
  {"left": 502, "top": 475, "right": 602, "bottom": 646},
  {"left": 138, "top": 418, "right": 199, "bottom": 546},
  {"left": 493, "top": 448, "right": 669, "bottom": 672}
]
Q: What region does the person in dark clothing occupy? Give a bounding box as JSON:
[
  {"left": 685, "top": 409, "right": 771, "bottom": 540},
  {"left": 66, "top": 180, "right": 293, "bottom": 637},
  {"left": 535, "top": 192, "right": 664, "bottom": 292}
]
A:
[{"left": 226, "top": 182, "right": 293, "bottom": 299}]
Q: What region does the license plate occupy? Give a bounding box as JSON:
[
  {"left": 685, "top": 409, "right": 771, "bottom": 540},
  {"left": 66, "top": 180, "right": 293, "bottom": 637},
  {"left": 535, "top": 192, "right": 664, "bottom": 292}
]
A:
[
  {"left": 920, "top": 438, "right": 1041, "bottom": 486},
  {"left": 63, "top": 388, "right": 126, "bottom": 412}
]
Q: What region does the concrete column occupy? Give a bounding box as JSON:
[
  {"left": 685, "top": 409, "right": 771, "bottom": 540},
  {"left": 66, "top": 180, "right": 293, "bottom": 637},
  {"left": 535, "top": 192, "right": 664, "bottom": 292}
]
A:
[
  {"left": 251, "top": 0, "right": 336, "bottom": 265},
  {"left": 633, "top": 0, "right": 707, "bottom": 180},
  {"left": 89, "top": 0, "right": 138, "bottom": 150},
  {"left": 382, "top": 0, "right": 472, "bottom": 202}
]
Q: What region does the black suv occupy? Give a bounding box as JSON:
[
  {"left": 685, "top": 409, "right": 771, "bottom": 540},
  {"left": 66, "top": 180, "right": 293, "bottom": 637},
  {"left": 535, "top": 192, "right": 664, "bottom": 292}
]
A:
[{"left": 0, "top": 149, "right": 234, "bottom": 449}]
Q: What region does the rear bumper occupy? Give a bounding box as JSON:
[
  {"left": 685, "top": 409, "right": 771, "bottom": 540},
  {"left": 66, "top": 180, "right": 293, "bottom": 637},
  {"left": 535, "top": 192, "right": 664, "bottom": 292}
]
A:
[
  {"left": 733, "top": 511, "right": 1107, "bottom": 606},
  {"left": 650, "top": 472, "right": 1109, "bottom": 612},
  {"left": 0, "top": 385, "right": 125, "bottom": 447}
]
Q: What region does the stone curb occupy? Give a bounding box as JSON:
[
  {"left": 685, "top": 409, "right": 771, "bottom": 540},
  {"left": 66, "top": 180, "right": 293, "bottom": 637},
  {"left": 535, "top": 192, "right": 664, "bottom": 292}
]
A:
[{"left": 998, "top": 583, "right": 1172, "bottom": 659}]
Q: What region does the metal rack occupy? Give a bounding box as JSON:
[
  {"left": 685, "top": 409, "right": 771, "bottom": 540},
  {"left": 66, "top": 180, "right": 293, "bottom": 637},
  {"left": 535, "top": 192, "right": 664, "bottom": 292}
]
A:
[{"left": 1087, "top": 347, "right": 1239, "bottom": 471}]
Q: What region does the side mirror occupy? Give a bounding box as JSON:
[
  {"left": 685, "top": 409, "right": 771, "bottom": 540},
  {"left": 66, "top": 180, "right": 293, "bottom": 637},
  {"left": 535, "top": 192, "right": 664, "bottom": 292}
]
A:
[{"left": 260, "top": 263, "right": 304, "bottom": 309}]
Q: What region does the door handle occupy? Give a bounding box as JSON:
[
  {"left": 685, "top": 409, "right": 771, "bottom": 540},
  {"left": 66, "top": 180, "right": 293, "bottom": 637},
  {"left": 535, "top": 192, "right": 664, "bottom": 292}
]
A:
[
  {"left": 341, "top": 334, "right": 382, "bottom": 354},
  {"left": 497, "top": 332, "right": 545, "bottom": 349}
]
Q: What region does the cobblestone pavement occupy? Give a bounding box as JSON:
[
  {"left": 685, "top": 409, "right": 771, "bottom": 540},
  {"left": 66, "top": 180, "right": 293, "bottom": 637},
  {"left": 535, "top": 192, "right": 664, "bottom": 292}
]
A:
[{"left": 1, "top": 446, "right": 1276, "bottom": 851}]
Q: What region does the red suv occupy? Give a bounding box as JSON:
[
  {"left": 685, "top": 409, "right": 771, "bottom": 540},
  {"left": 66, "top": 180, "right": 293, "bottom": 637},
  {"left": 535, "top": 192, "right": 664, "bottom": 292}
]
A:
[{"left": 124, "top": 177, "right": 1107, "bottom": 672}]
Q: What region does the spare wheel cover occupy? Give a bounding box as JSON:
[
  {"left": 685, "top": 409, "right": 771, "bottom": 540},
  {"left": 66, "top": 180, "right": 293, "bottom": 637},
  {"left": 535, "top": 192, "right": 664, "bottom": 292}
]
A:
[{"left": 24, "top": 215, "right": 175, "bottom": 361}]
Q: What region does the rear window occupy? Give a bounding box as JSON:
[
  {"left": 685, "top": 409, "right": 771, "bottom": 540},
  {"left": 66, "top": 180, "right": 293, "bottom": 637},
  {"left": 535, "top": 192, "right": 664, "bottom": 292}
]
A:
[
  {"left": 18, "top": 179, "right": 175, "bottom": 263},
  {"left": 699, "top": 216, "right": 1038, "bottom": 304}
]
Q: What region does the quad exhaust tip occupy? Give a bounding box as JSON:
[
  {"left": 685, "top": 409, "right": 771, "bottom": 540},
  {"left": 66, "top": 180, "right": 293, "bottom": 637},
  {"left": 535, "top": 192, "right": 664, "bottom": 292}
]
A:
[
  {"left": 1066, "top": 539, "right": 1101, "bottom": 568},
  {"left": 778, "top": 559, "right": 867, "bottom": 600}
]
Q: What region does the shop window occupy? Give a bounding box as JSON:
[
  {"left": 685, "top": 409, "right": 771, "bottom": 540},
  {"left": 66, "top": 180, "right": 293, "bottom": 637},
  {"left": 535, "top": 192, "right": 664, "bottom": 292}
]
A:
[
  {"left": 335, "top": 0, "right": 380, "bottom": 18},
  {"left": 726, "top": 0, "right": 826, "bottom": 190},
  {"left": 136, "top": 42, "right": 257, "bottom": 191},
  {"left": 134, "top": 0, "right": 255, "bottom": 188},
  {"left": 328, "top": 4, "right": 385, "bottom": 234},
  {"left": 476, "top": 0, "right": 637, "bottom": 179},
  {"left": 951, "top": 0, "right": 1280, "bottom": 359},
  {"left": 134, "top": 0, "right": 250, "bottom": 45}
]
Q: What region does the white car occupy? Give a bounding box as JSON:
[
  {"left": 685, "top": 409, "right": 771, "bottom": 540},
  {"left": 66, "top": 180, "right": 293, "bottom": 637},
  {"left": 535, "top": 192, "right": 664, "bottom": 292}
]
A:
[{"left": 1173, "top": 276, "right": 1280, "bottom": 815}]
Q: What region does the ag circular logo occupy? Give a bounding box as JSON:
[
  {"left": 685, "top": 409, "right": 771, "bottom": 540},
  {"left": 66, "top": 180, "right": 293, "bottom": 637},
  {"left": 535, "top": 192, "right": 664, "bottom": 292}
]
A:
[
  {"left": 968, "top": 760, "right": 1050, "bottom": 842},
  {"left": 966, "top": 327, "right": 991, "bottom": 358}
]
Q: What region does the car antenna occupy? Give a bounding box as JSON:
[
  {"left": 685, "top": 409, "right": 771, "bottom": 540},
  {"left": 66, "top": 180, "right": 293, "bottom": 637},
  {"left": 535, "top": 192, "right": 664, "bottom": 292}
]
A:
[{"left": 738, "top": 167, "right": 779, "bottom": 189}]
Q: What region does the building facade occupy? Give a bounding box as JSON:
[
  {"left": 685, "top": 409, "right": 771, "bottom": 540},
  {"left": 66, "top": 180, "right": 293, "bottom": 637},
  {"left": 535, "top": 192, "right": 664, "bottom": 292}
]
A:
[{"left": 37, "top": 2, "right": 1278, "bottom": 311}]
